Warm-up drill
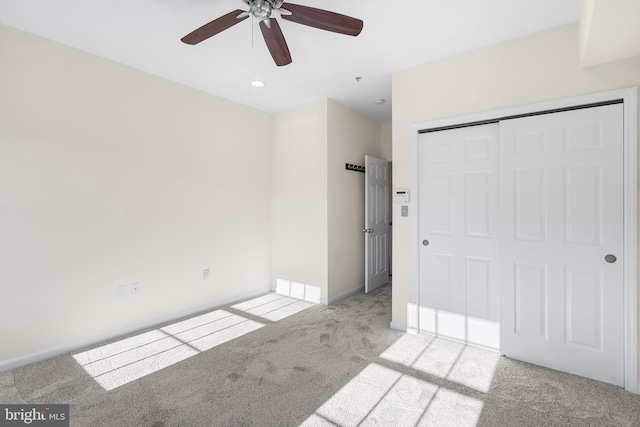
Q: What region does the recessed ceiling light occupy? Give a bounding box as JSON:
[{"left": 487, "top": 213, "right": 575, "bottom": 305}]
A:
[
  {"left": 250, "top": 80, "right": 265, "bottom": 88},
  {"left": 373, "top": 99, "right": 386, "bottom": 105}
]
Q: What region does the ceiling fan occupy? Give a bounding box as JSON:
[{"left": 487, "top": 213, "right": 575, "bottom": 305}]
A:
[{"left": 181, "top": 0, "right": 364, "bottom": 67}]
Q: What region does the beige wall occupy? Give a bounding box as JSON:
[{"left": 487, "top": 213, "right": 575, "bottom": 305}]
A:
[
  {"left": 0, "top": 24, "right": 273, "bottom": 364},
  {"left": 392, "top": 22, "right": 640, "bottom": 379},
  {"left": 327, "top": 100, "right": 380, "bottom": 301},
  {"left": 271, "top": 100, "right": 329, "bottom": 301},
  {"left": 379, "top": 120, "right": 392, "bottom": 160}
]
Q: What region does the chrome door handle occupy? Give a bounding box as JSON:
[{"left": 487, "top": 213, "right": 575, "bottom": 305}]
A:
[
  {"left": 605, "top": 254, "right": 617, "bottom": 263},
  {"left": 362, "top": 228, "right": 373, "bottom": 233}
]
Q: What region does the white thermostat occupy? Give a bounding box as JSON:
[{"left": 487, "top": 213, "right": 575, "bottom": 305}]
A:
[{"left": 394, "top": 189, "right": 410, "bottom": 204}]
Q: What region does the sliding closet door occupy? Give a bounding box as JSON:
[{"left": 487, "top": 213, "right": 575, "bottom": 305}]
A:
[
  {"left": 499, "top": 104, "right": 624, "bottom": 386},
  {"left": 418, "top": 124, "right": 500, "bottom": 350}
]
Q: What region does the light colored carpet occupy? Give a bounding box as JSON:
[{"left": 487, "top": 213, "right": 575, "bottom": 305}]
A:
[{"left": 1, "top": 284, "right": 639, "bottom": 426}]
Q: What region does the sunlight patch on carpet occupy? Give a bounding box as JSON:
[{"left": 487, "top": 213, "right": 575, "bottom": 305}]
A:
[
  {"left": 380, "top": 334, "right": 499, "bottom": 393},
  {"left": 232, "top": 294, "right": 314, "bottom": 322},
  {"left": 73, "top": 310, "right": 263, "bottom": 391},
  {"left": 421, "top": 388, "right": 484, "bottom": 426},
  {"left": 299, "top": 362, "right": 484, "bottom": 427}
]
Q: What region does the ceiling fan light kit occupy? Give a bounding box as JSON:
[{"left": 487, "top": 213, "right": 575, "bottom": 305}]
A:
[{"left": 181, "top": 0, "right": 363, "bottom": 66}]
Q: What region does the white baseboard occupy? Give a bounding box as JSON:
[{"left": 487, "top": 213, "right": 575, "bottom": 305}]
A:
[
  {"left": 390, "top": 321, "right": 407, "bottom": 332},
  {"left": 0, "top": 287, "right": 272, "bottom": 373},
  {"left": 390, "top": 321, "right": 420, "bottom": 335},
  {"left": 325, "top": 285, "right": 365, "bottom": 305}
]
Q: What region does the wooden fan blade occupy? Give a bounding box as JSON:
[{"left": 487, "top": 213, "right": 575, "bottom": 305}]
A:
[
  {"left": 280, "top": 3, "right": 363, "bottom": 36},
  {"left": 260, "top": 20, "right": 292, "bottom": 67},
  {"left": 181, "top": 9, "right": 248, "bottom": 45}
]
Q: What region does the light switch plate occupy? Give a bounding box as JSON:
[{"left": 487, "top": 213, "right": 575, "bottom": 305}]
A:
[{"left": 401, "top": 205, "right": 408, "bottom": 217}]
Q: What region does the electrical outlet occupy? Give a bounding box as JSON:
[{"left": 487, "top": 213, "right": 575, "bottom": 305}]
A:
[
  {"left": 117, "top": 284, "right": 128, "bottom": 298},
  {"left": 203, "top": 269, "right": 210, "bottom": 280},
  {"left": 131, "top": 282, "right": 140, "bottom": 295}
]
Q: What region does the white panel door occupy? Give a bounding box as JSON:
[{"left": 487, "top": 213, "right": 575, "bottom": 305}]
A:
[
  {"left": 365, "top": 155, "right": 389, "bottom": 293},
  {"left": 418, "top": 124, "right": 500, "bottom": 350},
  {"left": 500, "top": 104, "right": 624, "bottom": 386}
]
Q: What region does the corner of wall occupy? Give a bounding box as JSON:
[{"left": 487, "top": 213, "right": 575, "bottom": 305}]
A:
[{"left": 579, "top": 0, "right": 595, "bottom": 66}]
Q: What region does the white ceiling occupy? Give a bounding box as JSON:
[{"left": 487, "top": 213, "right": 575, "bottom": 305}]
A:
[{"left": 0, "top": 0, "right": 581, "bottom": 122}]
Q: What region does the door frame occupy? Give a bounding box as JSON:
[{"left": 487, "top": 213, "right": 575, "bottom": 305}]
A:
[{"left": 408, "top": 87, "right": 638, "bottom": 394}]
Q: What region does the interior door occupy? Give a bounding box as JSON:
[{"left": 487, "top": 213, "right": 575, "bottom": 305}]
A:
[
  {"left": 365, "top": 155, "right": 389, "bottom": 293},
  {"left": 499, "top": 104, "right": 624, "bottom": 386},
  {"left": 418, "top": 124, "right": 500, "bottom": 350}
]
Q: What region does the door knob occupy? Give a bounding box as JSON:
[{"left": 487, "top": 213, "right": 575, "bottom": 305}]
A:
[
  {"left": 605, "top": 254, "right": 617, "bottom": 263},
  {"left": 422, "top": 239, "right": 429, "bottom": 246}
]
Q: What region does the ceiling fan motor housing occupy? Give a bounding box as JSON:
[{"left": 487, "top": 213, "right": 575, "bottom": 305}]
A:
[
  {"left": 252, "top": 0, "right": 271, "bottom": 20},
  {"left": 242, "top": 0, "right": 288, "bottom": 22}
]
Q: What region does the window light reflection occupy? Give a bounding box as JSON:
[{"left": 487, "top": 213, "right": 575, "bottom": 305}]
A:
[
  {"left": 232, "top": 294, "right": 314, "bottom": 322},
  {"left": 300, "top": 362, "right": 484, "bottom": 427},
  {"left": 74, "top": 309, "right": 263, "bottom": 391},
  {"left": 73, "top": 292, "right": 317, "bottom": 392},
  {"left": 380, "top": 333, "right": 499, "bottom": 393}
]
